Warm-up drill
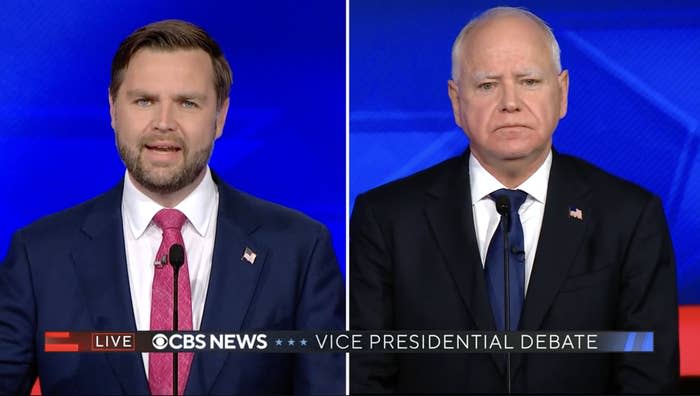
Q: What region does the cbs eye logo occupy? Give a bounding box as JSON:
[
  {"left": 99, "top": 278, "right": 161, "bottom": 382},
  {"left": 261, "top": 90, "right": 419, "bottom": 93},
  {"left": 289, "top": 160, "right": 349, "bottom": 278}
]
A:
[{"left": 152, "top": 333, "right": 169, "bottom": 350}]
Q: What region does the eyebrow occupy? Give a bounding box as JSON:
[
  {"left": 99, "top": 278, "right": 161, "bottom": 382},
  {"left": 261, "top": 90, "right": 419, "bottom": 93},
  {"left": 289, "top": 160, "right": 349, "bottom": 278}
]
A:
[
  {"left": 471, "top": 71, "right": 499, "bottom": 81},
  {"left": 514, "top": 68, "right": 543, "bottom": 78},
  {"left": 124, "top": 90, "right": 208, "bottom": 101},
  {"left": 173, "top": 93, "right": 208, "bottom": 102},
  {"left": 471, "top": 68, "right": 544, "bottom": 81}
]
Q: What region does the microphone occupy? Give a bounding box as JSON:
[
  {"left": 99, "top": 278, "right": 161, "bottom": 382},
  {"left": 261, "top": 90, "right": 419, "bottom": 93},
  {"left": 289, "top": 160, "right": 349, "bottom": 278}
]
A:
[
  {"left": 169, "top": 244, "right": 185, "bottom": 272},
  {"left": 494, "top": 195, "right": 513, "bottom": 395},
  {"left": 169, "top": 244, "right": 185, "bottom": 396},
  {"left": 495, "top": 195, "right": 511, "bottom": 229},
  {"left": 169, "top": 244, "right": 185, "bottom": 333}
]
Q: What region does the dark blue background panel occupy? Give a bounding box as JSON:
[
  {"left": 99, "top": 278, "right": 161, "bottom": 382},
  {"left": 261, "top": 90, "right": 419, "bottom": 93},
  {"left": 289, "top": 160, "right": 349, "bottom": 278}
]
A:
[
  {"left": 350, "top": 1, "right": 700, "bottom": 303},
  {"left": 0, "top": 1, "right": 346, "bottom": 274}
]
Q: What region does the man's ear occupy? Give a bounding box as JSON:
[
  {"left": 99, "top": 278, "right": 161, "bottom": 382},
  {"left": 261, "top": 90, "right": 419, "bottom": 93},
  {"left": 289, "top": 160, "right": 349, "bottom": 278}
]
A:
[
  {"left": 108, "top": 88, "right": 116, "bottom": 131},
  {"left": 215, "top": 97, "right": 230, "bottom": 139},
  {"left": 558, "top": 70, "right": 569, "bottom": 119},
  {"left": 447, "top": 80, "right": 464, "bottom": 129}
]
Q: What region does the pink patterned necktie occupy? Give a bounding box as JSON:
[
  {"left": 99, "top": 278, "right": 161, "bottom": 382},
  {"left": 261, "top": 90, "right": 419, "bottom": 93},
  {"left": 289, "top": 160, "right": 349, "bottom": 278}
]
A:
[{"left": 149, "top": 209, "right": 193, "bottom": 395}]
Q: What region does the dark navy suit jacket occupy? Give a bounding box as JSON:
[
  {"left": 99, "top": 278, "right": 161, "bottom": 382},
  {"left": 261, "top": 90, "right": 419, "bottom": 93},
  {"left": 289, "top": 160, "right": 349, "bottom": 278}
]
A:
[
  {"left": 0, "top": 174, "right": 345, "bottom": 395},
  {"left": 350, "top": 150, "right": 678, "bottom": 394}
]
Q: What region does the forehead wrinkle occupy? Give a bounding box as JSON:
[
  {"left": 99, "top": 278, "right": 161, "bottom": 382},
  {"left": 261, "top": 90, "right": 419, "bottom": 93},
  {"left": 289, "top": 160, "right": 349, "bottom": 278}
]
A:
[{"left": 125, "top": 89, "right": 152, "bottom": 97}]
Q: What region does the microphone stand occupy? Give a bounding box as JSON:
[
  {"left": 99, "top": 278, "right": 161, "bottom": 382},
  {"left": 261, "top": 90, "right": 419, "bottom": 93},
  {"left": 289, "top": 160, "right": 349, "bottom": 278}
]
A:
[
  {"left": 503, "top": 212, "right": 512, "bottom": 395},
  {"left": 169, "top": 244, "right": 185, "bottom": 396},
  {"left": 495, "top": 197, "right": 512, "bottom": 394}
]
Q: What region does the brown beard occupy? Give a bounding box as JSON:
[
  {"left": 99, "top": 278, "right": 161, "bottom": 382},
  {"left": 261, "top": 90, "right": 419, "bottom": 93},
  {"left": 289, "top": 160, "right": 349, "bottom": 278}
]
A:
[{"left": 117, "top": 135, "right": 213, "bottom": 195}]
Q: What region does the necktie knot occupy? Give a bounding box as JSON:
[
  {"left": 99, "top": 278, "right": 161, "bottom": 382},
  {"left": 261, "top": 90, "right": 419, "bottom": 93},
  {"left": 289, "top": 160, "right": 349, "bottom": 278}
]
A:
[
  {"left": 153, "top": 208, "right": 187, "bottom": 231},
  {"left": 490, "top": 188, "right": 528, "bottom": 216}
]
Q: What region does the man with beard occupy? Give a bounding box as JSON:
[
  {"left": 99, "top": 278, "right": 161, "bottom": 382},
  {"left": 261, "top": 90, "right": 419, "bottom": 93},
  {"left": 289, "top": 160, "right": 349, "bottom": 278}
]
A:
[{"left": 0, "top": 20, "right": 344, "bottom": 395}]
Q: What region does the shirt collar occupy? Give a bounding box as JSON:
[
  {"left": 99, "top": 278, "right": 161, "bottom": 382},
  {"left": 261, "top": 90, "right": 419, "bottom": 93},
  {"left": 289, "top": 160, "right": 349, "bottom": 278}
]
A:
[
  {"left": 469, "top": 150, "right": 552, "bottom": 204},
  {"left": 122, "top": 166, "right": 219, "bottom": 239}
]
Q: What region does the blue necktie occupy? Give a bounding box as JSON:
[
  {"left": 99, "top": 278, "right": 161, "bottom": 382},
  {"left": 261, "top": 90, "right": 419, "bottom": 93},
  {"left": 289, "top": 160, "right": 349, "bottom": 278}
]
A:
[{"left": 484, "top": 189, "right": 528, "bottom": 331}]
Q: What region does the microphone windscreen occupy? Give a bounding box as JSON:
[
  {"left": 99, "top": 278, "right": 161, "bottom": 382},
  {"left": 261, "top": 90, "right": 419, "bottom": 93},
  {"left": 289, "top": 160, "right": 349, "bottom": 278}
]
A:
[
  {"left": 169, "top": 244, "right": 185, "bottom": 269},
  {"left": 495, "top": 195, "right": 510, "bottom": 216}
]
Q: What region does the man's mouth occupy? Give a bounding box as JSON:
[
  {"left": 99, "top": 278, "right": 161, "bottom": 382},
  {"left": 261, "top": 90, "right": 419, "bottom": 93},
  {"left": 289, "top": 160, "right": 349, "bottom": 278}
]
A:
[
  {"left": 496, "top": 124, "right": 529, "bottom": 130},
  {"left": 145, "top": 143, "right": 182, "bottom": 152}
]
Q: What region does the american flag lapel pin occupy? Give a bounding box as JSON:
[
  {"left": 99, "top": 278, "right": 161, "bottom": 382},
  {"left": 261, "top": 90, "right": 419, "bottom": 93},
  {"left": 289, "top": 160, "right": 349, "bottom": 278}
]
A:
[
  {"left": 242, "top": 247, "right": 257, "bottom": 264},
  {"left": 568, "top": 206, "right": 583, "bottom": 221}
]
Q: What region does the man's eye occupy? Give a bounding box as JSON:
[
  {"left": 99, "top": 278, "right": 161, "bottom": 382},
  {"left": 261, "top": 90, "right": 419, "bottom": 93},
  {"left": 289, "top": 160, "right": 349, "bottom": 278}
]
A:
[
  {"left": 522, "top": 79, "right": 540, "bottom": 87},
  {"left": 135, "top": 98, "right": 152, "bottom": 106},
  {"left": 182, "top": 100, "right": 197, "bottom": 109},
  {"left": 478, "top": 82, "right": 495, "bottom": 90}
]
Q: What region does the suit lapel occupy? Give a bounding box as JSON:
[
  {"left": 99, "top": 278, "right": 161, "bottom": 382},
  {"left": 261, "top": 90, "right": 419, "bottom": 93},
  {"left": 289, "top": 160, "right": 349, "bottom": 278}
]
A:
[
  {"left": 424, "top": 153, "right": 505, "bottom": 373},
  {"left": 70, "top": 182, "right": 149, "bottom": 395},
  {"left": 424, "top": 154, "right": 496, "bottom": 332},
  {"left": 520, "top": 151, "right": 590, "bottom": 328},
  {"left": 512, "top": 151, "right": 591, "bottom": 376},
  {"left": 186, "top": 178, "right": 266, "bottom": 395}
]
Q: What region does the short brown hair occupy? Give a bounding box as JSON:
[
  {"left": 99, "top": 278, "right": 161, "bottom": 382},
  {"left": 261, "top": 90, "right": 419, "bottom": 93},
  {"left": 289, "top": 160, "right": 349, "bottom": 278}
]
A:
[{"left": 109, "top": 19, "right": 232, "bottom": 109}]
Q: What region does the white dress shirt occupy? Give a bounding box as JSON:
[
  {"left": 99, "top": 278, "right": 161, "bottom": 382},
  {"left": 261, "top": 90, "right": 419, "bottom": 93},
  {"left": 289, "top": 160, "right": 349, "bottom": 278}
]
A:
[
  {"left": 469, "top": 151, "right": 552, "bottom": 295},
  {"left": 121, "top": 167, "right": 219, "bottom": 375}
]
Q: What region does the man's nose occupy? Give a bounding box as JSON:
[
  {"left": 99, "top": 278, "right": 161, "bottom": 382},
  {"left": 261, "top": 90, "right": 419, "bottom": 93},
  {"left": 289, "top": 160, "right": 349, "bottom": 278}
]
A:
[
  {"left": 154, "top": 102, "right": 177, "bottom": 131},
  {"left": 499, "top": 83, "right": 521, "bottom": 113}
]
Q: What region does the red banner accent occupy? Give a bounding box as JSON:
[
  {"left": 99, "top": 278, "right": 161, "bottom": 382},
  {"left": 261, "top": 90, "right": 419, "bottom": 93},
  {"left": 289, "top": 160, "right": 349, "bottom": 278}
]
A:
[
  {"left": 44, "top": 332, "right": 70, "bottom": 338},
  {"left": 680, "top": 305, "right": 700, "bottom": 376},
  {"left": 44, "top": 344, "right": 79, "bottom": 352}
]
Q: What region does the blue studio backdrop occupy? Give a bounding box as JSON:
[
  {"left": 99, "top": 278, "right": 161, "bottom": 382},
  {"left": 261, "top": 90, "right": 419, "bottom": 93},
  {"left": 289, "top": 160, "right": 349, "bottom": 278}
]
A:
[
  {"left": 0, "top": 1, "right": 346, "bottom": 274},
  {"left": 351, "top": 0, "right": 700, "bottom": 305}
]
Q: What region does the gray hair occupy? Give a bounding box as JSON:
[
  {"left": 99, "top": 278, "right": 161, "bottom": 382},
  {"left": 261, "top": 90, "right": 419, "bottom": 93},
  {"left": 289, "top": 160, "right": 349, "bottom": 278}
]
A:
[{"left": 450, "top": 7, "right": 561, "bottom": 81}]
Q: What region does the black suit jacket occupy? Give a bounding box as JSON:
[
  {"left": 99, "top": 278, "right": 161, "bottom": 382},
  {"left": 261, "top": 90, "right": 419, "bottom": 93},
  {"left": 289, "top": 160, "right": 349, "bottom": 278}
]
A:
[{"left": 349, "top": 150, "right": 678, "bottom": 394}]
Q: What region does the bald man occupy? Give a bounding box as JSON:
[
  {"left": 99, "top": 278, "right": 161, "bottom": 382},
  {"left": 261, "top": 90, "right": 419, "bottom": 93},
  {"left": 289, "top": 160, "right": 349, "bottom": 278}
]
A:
[{"left": 350, "top": 7, "right": 678, "bottom": 394}]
